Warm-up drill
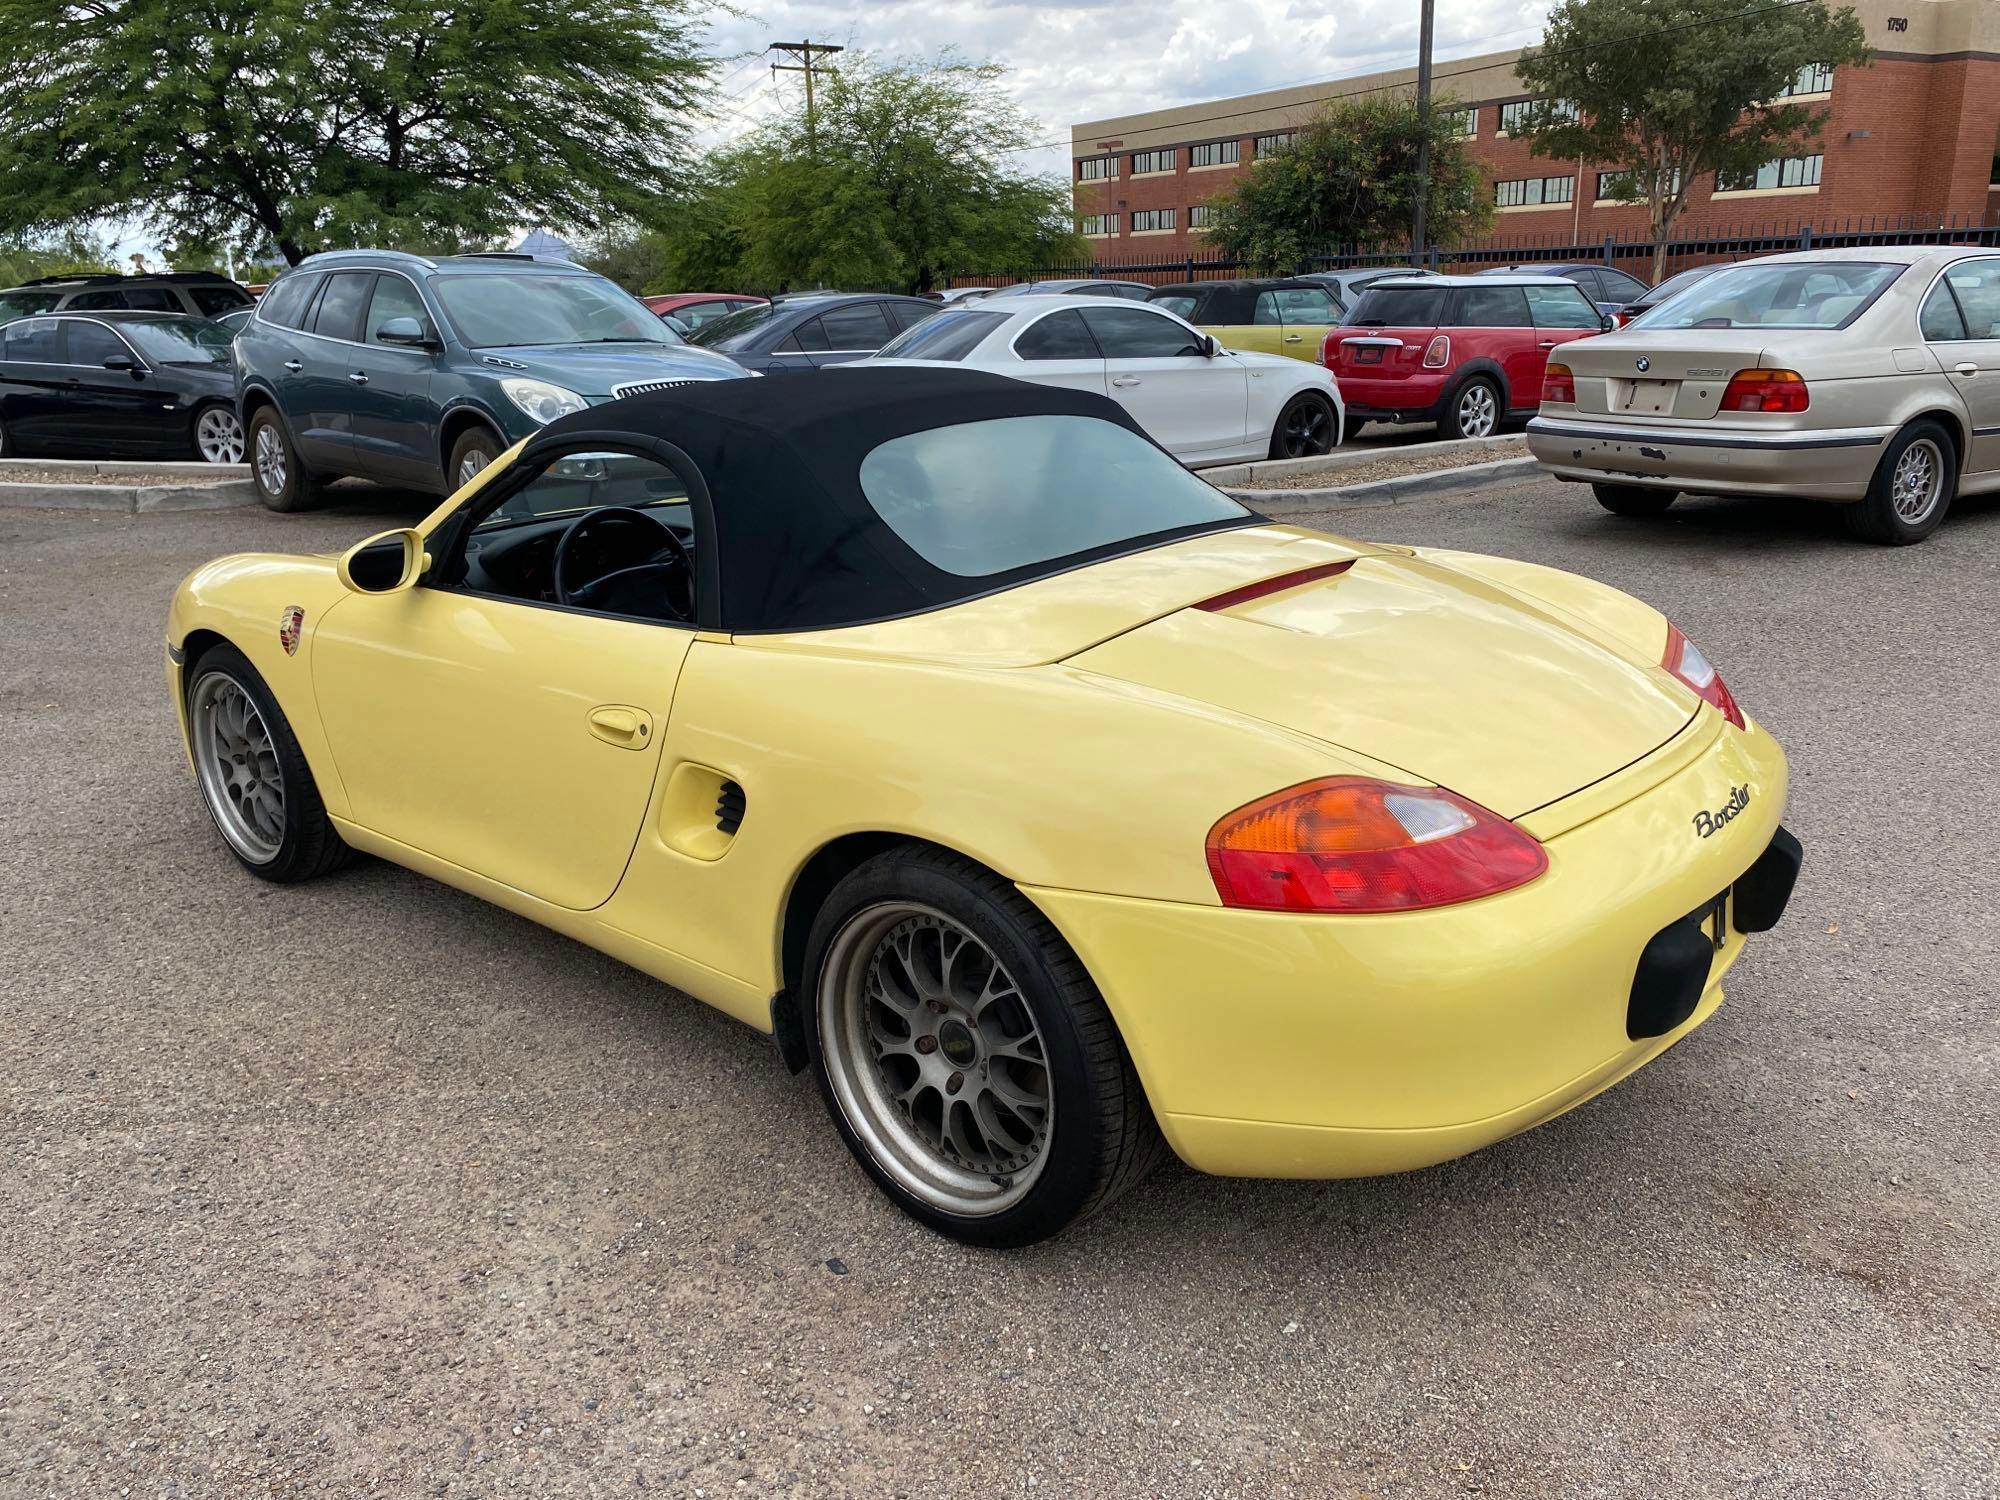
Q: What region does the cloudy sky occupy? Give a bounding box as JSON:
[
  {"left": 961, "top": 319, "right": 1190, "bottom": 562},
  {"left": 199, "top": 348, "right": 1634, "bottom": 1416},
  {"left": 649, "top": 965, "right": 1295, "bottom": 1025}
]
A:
[{"left": 699, "top": 0, "right": 1557, "bottom": 175}]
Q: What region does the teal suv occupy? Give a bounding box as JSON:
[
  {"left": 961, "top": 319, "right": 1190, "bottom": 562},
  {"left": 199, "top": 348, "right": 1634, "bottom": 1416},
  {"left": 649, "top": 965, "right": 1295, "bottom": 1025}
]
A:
[{"left": 235, "top": 250, "right": 749, "bottom": 509}]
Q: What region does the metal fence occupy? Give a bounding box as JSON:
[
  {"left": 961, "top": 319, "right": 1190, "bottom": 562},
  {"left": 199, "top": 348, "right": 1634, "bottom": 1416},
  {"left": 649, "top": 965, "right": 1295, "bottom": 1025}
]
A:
[{"left": 945, "top": 211, "right": 2000, "bottom": 290}]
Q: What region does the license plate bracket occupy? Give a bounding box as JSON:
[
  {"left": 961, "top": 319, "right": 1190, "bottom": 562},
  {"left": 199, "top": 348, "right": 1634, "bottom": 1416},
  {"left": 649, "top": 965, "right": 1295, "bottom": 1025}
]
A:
[{"left": 1616, "top": 377, "right": 1678, "bottom": 415}]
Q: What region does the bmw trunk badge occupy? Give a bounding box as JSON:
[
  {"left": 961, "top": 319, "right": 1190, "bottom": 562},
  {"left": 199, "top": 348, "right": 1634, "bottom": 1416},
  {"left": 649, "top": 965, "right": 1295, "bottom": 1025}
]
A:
[{"left": 1635, "top": 356, "right": 1651, "bottom": 372}]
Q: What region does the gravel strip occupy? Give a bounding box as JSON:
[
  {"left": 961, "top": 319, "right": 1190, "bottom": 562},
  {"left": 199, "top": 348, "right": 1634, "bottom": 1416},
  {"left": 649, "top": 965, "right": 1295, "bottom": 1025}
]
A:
[
  {"left": 1232, "top": 437, "right": 1528, "bottom": 490},
  {"left": 0, "top": 464, "right": 236, "bottom": 486}
]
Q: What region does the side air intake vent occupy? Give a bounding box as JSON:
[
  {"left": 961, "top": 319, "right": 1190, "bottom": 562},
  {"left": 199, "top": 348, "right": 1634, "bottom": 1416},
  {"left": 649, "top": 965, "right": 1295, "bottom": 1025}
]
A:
[{"left": 715, "top": 780, "right": 747, "bottom": 835}]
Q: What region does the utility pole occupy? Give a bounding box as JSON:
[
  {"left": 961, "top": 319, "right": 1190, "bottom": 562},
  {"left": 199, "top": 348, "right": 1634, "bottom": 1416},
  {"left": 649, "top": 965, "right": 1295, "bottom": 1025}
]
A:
[
  {"left": 1410, "top": 0, "right": 1436, "bottom": 261},
  {"left": 769, "top": 40, "right": 844, "bottom": 149}
]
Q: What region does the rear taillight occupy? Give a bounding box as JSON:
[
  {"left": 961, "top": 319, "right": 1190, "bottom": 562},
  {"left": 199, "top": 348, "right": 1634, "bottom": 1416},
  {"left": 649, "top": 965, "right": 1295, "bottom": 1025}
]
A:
[
  {"left": 1612, "top": 312, "right": 1633, "bottom": 328},
  {"left": 1663, "top": 624, "right": 1744, "bottom": 729},
  {"left": 1205, "top": 777, "right": 1548, "bottom": 913},
  {"left": 1320, "top": 331, "right": 1337, "bottom": 367},
  {"left": 1543, "top": 363, "right": 1575, "bottom": 404},
  {"left": 1719, "top": 368, "right": 1808, "bottom": 413},
  {"left": 1421, "top": 334, "right": 1451, "bottom": 369}
]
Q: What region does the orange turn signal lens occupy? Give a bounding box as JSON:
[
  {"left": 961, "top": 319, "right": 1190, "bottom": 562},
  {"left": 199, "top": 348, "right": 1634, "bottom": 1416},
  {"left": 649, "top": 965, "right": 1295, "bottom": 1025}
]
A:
[
  {"left": 1542, "top": 362, "right": 1576, "bottom": 404},
  {"left": 1205, "top": 777, "right": 1549, "bottom": 913}
]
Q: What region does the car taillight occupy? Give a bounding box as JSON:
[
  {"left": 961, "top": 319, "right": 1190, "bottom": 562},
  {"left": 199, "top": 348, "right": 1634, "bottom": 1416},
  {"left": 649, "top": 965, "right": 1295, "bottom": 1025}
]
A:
[
  {"left": 1320, "top": 331, "right": 1337, "bottom": 367},
  {"left": 1205, "top": 777, "right": 1548, "bottom": 913},
  {"left": 1421, "top": 334, "right": 1450, "bottom": 368},
  {"left": 1719, "top": 368, "right": 1808, "bottom": 413},
  {"left": 1543, "top": 363, "right": 1575, "bottom": 404},
  {"left": 1663, "top": 624, "right": 1744, "bottom": 729}
]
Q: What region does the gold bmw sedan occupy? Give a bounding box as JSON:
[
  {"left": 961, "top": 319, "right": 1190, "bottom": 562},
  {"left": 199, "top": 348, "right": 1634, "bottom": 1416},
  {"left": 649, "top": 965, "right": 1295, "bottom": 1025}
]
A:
[{"left": 1526, "top": 246, "right": 2000, "bottom": 544}]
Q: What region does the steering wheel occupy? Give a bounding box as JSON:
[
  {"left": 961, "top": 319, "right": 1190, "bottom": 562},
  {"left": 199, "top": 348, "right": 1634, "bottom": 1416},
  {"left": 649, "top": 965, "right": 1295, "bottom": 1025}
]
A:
[{"left": 552, "top": 506, "right": 694, "bottom": 622}]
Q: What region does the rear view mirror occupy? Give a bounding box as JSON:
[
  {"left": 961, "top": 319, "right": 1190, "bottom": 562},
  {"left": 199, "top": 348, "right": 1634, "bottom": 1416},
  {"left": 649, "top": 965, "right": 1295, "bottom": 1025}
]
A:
[
  {"left": 1599, "top": 314, "right": 1616, "bottom": 333},
  {"left": 376, "top": 316, "right": 434, "bottom": 348},
  {"left": 337, "top": 528, "right": 428, "bottom": 594}
]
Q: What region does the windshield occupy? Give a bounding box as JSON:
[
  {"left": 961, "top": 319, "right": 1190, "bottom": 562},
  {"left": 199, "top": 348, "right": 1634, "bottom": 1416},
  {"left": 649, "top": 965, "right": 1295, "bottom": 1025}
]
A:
[
  {"left": 0, "top": 290, "right": 60, "bottom": 323},
  {"left": 120, "top": 317, "right": 235, "bottom": 364},
  {"left": 686, "top": 301, "right": 790, "bottom": 351},
  {"left": 1345, "top": 286, "right": 1446, "bottom": 327},
  {"left": 874, "top": 309, "right": 1007, "bottom": 361},
  {"left": 1630, "top": 261, "right": 1901, "bottom": 331},
  {"left": 858, "top": 414, "right": 1248, "bottom": 577},
  {"left": 431, "top": 273, "right": 677, "bottom": 349}
]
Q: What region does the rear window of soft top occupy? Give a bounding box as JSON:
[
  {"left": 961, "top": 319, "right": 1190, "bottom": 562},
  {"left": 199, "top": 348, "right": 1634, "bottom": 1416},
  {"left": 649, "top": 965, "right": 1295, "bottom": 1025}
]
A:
[{"left": 1346, "top": 286, "right": 1447, "bottom": 327}]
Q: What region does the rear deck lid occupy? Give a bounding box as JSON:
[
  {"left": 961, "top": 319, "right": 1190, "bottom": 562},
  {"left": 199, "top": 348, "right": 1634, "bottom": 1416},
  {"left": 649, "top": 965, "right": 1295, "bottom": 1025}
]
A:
[{"left": 1556, "top": 330, "right": 1773, "bottom": 420}]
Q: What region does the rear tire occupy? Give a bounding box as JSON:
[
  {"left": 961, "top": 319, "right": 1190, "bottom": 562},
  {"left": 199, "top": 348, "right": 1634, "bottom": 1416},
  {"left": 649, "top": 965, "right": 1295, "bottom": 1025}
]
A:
[
  {"left": 192, "top": 403, "right": 245, "bottom": 465},
  {"left": 184, "top": 642, "right": 351, "bottom": 883},
  {"left": 447, "top": 427, "right": 504, "bottom": 492},
  {"left": 247, "top": 407, "right": 325, "bottom": 512},
  {"left": 1441, "top": 376, "right": 1500, "bottom": 440},
  {"left": 1591, "top": 482, "right": 1678, "bottom": 517},
  {"left": 1845, "top": 420, "right": 1955, "bottom": 545},
  {"left": 803, "top": 845, "right": 1165, "bottom": 1247},
  {"left": 1268, "top": 392, "right": 1337, "bottom": 460}
]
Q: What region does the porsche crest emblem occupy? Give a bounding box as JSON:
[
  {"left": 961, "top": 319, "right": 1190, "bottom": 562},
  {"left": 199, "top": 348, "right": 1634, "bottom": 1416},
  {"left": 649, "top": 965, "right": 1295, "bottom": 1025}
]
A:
[{"left": 278, "top": 606, "right": 305, "bottom": 656}]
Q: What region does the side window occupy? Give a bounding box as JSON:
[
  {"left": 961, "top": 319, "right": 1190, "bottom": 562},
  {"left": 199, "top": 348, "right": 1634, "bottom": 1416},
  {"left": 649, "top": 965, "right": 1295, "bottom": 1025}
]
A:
[
  {"left": 63, "top": 321, "right": 132, "bottom": 366},
  {"left": 1149, "top": 294, "right": 1198, "bottom": 319},
  {"left": 258, "top": 274, "right": 320, "bottom": 330},
  {"left": 1942, "top": 259, "right": 2000, "bottom": 339},
  {"left": 365, "top": 275, "right": 430, "bottom": 342},
  {"left": 886, "top": 301, "right": 934, "bottom": 332},
  {"left": 818, "top": 302, "right": 894, "bottom": 351},
  {"left": 1599, "top": 268, "right": 1649, "bottom": 302},
  {"left": 1274, "top": 287, "right": 1336, "bottom": 323},
  {"left": 1525, "top": 285, "right": 1605, "bottom": 329},
  {"left": 1564, "top": 269, "right": 1607, "bottom": 303},
  {"left": 67, "top": 289, "right": 128, "bottom": 310},
  {"left": 460, "top": 451, "right": 697, "bottom": 625},
  {"left": 1251, "top": 292, "right": 1282, "bottom": 325},
  {"left": 787, "top": 316, "right": 830, "bottom": 353},
  {"left": 122, "top": 287, "right": 178, "bottom": 311},
  {"left": 3, "top": 317, "right": 60, "bottom": 361},
  {"left": 1079, "top": 306, "right": 1206, "bottom": 358},
  {"left": 1457, "top": 285, "right": 1533, "bottom": 327},
  {"left": 312, "top": 272, "right": 374, "bottom": 342},
  {"left": 1919, "top": 282, "right": 1967, "bottom": 341},
  {"left": 192, "top": 286, "right": 251, "bottom": 316},
  {"left": 1014, "top": 309, "right": 1099, "bottom": 360}
]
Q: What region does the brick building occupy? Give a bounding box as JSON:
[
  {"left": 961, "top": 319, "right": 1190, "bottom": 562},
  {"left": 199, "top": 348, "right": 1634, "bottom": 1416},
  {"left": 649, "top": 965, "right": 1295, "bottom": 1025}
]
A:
[{"left": 1069, "top": 0, "right": 2000, "bottom": 259}]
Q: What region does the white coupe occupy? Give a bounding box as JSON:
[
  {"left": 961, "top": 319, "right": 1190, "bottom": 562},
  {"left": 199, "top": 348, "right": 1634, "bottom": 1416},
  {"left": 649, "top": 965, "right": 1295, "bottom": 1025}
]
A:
[{"left": 860, "top": 295, "right": 1344, "bottom": 467}]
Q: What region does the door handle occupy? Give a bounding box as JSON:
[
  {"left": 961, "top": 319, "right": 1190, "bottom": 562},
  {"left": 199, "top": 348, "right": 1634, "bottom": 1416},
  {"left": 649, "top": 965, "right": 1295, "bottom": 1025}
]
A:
[
  {"left": 283, "top": 359, "right": 303, "bottom": 373},
  {"left": 587, "top": 705, "right": 653, "bottom": 749},
  {"left": 1111, "top": 376, "right": 1142, "bottom": 388},
  {"left": 1282, "top": 334, "right": 1302, "bottom": 343},
  {"left": 1955, "top": 362, "right": 1980, "bottom": 376},
  {"left": 349, "top": 371, "right": 369, "bottom": 385},
  {"left": 1538, "top": 339, "right": 1558, "bottom": 348}
]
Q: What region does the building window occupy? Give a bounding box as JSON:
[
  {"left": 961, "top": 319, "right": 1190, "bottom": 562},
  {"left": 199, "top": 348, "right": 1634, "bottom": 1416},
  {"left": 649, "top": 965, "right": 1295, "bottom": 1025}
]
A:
[
  {"left": 1717, "top": 154, "right": 1822, "bottom": 192},
  {"left": 1190, "top": 140, "right": 1240, "bottom": 167},
  {"left": 1494, "top": 175, "right": 1575, "bottom": 208},
  {"left": 1131, "top": 148, "right": 1175, "bottom": 175},
  {"left": 1254, "top": 131, "right": 1295, "bottom": 157},
  {"left": 1189, "top": 205, "right": 1216, "bottom": 229},
  {"left": 1077, "top": 156, "right": 1116, "bottom": 181},
  {"left": 1079, "top": 214, "right": 1116, "bottom": 236},
  {"left": 1596, "top": 169, "right": 1681, "bottom": 202},
  {"left": 1778, "top": 63, "right": 1834, "bottom": 96},
  {"left": 1445, "top": 107, "right": 1478, "bottom": 136},
  {"left": 1131, "top": 209, "right": 1176, "bottom": 232},
  {"left": 1499, "top": 98, "right": 1576, "bottom": 133}
]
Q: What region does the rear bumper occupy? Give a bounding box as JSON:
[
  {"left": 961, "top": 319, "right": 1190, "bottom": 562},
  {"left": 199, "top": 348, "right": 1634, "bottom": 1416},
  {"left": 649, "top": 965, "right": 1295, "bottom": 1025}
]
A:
[
  {"left": 1337, "top": 375, "right": 1450, "bottom": 424},
  {"left": 1527, "top": 414, "right": 1892, "bottom": 501},
  {"left": 1025, "top": 711, "right": 1793, "bottom": 1178}
]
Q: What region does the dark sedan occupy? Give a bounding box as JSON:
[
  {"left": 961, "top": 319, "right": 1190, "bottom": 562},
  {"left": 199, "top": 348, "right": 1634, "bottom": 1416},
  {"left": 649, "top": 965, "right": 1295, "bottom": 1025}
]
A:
[
  {"left": 0, "top": 311, "right": 244, "bottom": 463},
  {"left": 1474, "top": 262, "right": 1652, "bottom": 316},
  {"left": 684, "top": 293, "right": 940, "bottom": 372},
  {"left": 1609, "top": 263, "right": 1725, "bottom": 325}
]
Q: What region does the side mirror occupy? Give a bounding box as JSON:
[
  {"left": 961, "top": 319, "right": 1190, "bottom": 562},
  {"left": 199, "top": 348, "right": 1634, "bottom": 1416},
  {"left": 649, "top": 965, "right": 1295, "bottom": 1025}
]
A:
[
  {"left": 102, "top": 354, "right": 139, "bottom": 372},
  {"left": 1202, "top": 336, "right": 1221, "bottom": 358},
  {"left": 376, "top": 316, "right": 435, "bottom": 348},
  {"left": 1599, "top": 314, "right": 1616, "bottom": 333},
  {"left": 336, "top": 528, "right": 428, "bottom": 594}
]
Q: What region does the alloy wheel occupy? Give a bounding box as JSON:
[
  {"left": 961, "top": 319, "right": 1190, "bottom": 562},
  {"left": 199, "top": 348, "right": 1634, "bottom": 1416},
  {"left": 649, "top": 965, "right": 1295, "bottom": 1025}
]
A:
[
  {"left": 1456, "top": 383, "right": 1497, "bottom": 438},
  {"left": 818, "top": 902, "right": 1053, "bottom": 1216},
  {"left": 1891, "top": 437, "right": 1944, "bottom": 523},
  {"left": 190, "top": 671, "right": 286, "bottom": 864},
  {"left": 1281, "top": 399, "right": 1332, "bottom": 458},
  {"left": 457, "top": 448, "right": 492, "bottom": 486},
  {"left": 253, "top": 424, "right": 287, "bottom": 497},
  {"left": 197, "top": 407, "right": 245, "bottom": 464}
]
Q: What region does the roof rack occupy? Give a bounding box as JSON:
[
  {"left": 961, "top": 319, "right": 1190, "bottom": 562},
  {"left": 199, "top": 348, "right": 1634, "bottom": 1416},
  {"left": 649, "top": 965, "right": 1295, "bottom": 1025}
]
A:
[
  {"left": 297, "top": 248, "right": 441, "bottom": 271},
  {"left": 17, "top": 269, "right": 245, "bottom": 287},
  {"left": 456, "top": 252, "right": 543, "bottom": 262}
]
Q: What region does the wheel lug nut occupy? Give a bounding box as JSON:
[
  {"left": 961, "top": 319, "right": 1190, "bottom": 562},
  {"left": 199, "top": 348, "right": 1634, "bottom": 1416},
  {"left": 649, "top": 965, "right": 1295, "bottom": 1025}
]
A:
[
  {"left": 946, "top": 1072, "right": 963, "bottom": 1095},
  {"left": 914, "top": 1036, "right": 938, "bottom": 1055},
  {"left": 926, "top": 999, "right": 947, "bottom": 1014}
]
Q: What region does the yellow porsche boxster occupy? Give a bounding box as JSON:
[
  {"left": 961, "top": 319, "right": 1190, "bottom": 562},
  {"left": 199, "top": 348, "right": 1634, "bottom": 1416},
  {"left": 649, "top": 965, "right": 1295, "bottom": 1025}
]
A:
[{"left": 166, "top": 368, "right": 1802, "bottom": 1245}]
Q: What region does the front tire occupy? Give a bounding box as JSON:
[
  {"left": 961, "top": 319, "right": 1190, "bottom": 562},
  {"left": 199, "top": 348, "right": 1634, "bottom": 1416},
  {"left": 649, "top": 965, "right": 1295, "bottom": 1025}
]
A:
[
  {"left": 1268, "top": 392, "right": 1337, "bottom": 460},
  {"left": 1845, "top": 420, "right": 1955, "bottom": 544},
  {"left": 803, "top": 846, "right": 1164, "bottom": 1247},
  {"left": 193, "top": 403, "right": 246, "bottom": 465},
  {"left": 1592, "top": 482, "right": 1678, "bottom": 517},
  {"left": 185, "top": 643, "right": 351, "bottom": 883},
  {"left": 447, "top": 427, "right": 503, "bottom": 492},
  {"left": 247, "top": 407, "right": 324, "bottom": 512},
  {"left": 1441, "top": 376, "right": 1501, "bottom": 440}
]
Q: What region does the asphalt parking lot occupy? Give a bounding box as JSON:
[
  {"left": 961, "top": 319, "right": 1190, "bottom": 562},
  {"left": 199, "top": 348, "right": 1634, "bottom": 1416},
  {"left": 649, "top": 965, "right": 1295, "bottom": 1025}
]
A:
[{"left": 3, "top": 474, "right": 1996, "bottom": 1498}]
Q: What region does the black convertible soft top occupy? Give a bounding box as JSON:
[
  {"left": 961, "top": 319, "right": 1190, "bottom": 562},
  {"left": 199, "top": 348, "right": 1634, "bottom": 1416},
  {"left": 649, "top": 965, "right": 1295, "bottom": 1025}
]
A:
[{"left": 524, "top": 366, "right": 1239, "bottom": 633}]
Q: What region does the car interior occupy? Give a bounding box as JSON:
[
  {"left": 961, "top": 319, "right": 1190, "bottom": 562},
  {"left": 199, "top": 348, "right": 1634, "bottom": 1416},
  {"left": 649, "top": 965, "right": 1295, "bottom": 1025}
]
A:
[{"left": 453, "top": 453, "right": 697, "bottom": 623}]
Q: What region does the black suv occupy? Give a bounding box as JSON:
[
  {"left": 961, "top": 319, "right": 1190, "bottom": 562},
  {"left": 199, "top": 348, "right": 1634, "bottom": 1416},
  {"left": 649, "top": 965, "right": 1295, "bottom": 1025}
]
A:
[{"left": 0, "top": 271, "right": 253, "bottom": 326}]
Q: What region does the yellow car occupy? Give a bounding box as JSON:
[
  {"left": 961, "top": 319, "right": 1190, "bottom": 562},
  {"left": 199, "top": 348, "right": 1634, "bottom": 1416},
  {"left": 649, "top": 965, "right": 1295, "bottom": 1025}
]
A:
[
  {"left": 166, "top": 368, "right": 1803, "bottom": 1246},
  {"left": 1146, "top": 278, "right": 1341, "bottom": 363}
]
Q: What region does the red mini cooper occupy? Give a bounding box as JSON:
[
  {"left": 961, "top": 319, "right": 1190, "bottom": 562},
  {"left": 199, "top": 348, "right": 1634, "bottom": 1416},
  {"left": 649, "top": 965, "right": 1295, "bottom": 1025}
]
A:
[{"left": 1323, "top": 273, "right": 1609, "bottom": 440}]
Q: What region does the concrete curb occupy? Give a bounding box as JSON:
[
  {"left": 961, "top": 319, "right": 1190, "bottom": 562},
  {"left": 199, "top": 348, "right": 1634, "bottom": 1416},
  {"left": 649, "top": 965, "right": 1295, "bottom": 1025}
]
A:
[
  {"left": 0, "top": 458, "right": 250, "bottom": 477},
  {"left": 0, "top": 479, "right": 258, "bottom": 514},
  {"left": 1225, "top": 455, "right": 1542, "bottom": 511},
  {"left": 1200, "top": 433, "right": 1521, "bottom": 488}
]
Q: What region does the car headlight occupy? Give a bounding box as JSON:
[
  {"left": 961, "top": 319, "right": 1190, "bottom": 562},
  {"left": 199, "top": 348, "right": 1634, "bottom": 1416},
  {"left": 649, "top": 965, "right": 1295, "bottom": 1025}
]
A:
[{"left": 501, "top": 377, "right": 587, "bottom": 425}]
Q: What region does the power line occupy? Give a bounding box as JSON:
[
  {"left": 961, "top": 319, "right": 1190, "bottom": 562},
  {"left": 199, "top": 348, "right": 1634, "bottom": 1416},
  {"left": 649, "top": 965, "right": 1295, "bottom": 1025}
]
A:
[{"left": 994, "top": 0, "right": 1819, "bottom": 157}]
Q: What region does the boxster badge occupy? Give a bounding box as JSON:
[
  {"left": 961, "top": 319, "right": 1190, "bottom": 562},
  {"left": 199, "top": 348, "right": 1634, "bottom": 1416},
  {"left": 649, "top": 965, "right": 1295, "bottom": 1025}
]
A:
[{"left": 278, "top": 606, "right": 305, "bottom": 656}]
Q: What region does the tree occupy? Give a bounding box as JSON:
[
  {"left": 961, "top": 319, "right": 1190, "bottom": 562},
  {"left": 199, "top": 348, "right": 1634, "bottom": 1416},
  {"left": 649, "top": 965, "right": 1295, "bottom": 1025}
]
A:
[
  {"left": 1516, "top": 0, "right": 1870, "bottom": 281},
  {"left": 0, "top": 230, "right": 116, "bottom": 287},
  {"left": 647, "top": 54, "right": 1082, "bottom": 294},
  {"left": 0, "top": 0, "right": 715, "bottom": 265},
  {"left": 1204, "top": 95, "right": 1493, "bottom": 271}
]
